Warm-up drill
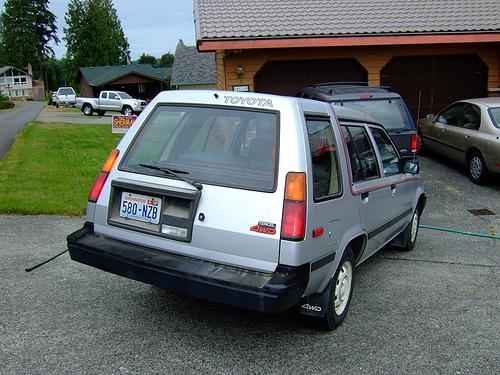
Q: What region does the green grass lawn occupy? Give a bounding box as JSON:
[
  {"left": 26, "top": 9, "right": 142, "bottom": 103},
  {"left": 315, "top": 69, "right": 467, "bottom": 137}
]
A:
[{"left": 0, "top": 121, "right": 122, "bottom": 215}]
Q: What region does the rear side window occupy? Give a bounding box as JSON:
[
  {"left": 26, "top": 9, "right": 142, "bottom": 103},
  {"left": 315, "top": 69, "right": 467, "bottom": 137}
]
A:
[
  {"left": 489, "top": 107, "right": 500, "bottom": 128},
  {"left": 121, "top": 105, "right": 278, "bottom": 192},
  {"left": 342, "top": 125, "right": 380, "bottom": 182},
  {"left": 459, "top": 104, "right": 481, "bottom": 130},
  {"left": 306, "top": 118, "right": 342, "bottom": 200},
  {"left": 334, "top": 98, "right": 412, "bottom": 131}
]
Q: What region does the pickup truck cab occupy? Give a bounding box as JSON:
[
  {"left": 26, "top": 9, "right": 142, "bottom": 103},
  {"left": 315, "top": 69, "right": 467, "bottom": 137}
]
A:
[
  {"left": 77, "top": 90, "right": 147, "bottom": 116},
  {"left": 55, "top": 87, "right": 76, "bottom": 107},
  {"left": 68, "top": 91, "right": 426, "bottom": 330}
]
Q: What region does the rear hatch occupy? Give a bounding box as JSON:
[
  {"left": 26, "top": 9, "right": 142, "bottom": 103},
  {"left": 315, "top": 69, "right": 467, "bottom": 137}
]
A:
[
  {"left": 96, "top": 103, "right": 282, "bottom": 272},
  {"left": 333, "top": 96, "right": 417, "bottom": 157}
]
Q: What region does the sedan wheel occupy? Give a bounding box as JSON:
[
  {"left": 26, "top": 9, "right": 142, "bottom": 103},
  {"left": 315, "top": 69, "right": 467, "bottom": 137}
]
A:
[{"left": 468, "top": 152, "right": 488, "bottom": 185}]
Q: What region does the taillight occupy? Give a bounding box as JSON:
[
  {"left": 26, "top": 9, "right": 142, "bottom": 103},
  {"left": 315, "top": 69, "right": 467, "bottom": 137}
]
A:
[
  {"left": 88, "top": 149, "right": 119, "bottom": 202},
  {"left": 281, "top": 172, "right": 306, "bottom": 240},
  {"left": 411, "top": 134, "right": 418, "bottom": 153}
]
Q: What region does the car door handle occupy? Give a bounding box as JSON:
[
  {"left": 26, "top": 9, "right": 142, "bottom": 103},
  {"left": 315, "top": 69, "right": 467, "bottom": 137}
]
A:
[
  {"left": 391, "top": 184, "right": 397, "bottom": 196},
  {"left": 361, "top": 192, "right": 369, "bottom": 200},
  {"left": 465, "top": 135, "right": 470, "bottom": 138}
]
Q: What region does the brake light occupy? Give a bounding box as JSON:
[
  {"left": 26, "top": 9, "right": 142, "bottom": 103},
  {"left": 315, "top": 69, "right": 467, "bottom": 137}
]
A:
[
  {"left": 88, "top": 149, "right": 119, "bottom": 202},
  {"left": 281, "top": 172, "right": 306, "bottom": 240},
  {"left": 411, "top": 134, "right": 418, "bottom": 153}
]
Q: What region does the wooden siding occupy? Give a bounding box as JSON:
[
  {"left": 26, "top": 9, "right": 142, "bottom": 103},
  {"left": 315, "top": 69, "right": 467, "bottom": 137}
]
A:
[
  {"left": 78, "top": 76, "right": 93, "bottom": 97},
  {"left": 219, "top": 43, "right": 500, "bottom": 91}
]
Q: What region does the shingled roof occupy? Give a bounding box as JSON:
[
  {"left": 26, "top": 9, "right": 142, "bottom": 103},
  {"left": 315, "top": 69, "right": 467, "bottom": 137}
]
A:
[
  {"left": 79, "top": 64, "right": 171, "bottom": 86},
  {"left": 171, "top": 40, "right": 216, "bottom": 86},
  {"left": 194, "top": 0, "right": 500, "bottom": 40}
]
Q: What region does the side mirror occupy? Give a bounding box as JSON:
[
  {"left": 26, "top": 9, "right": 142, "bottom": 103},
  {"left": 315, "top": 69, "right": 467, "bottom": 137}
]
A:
[
  {"left": 404, "top": 160, "right": 419, "bottom": 174},
  {"left": 426, "top": 114, "right": 435, "bottom": 121}
]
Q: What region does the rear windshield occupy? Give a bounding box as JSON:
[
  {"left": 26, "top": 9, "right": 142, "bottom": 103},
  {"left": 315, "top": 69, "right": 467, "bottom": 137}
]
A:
[
  {"left": 121, "top": 105, "right": 279, "bottom": 192},
  {"left": 333, "top": 98, "right": 412, "bottom": 131},
  {"left": 488, "top": 107, "right": 500, "bottom": 129},
  {"left": 58, "top": 88, "right": 74, "bottom": 95}
]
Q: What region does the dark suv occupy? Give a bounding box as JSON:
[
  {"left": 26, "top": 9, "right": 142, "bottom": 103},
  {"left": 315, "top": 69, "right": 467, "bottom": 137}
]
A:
[{"left": 298, "top": 83, "right": 418, "bottom": 159}]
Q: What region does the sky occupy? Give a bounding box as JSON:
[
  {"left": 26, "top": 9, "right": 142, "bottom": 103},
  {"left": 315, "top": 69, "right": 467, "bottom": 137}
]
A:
[{"left": 0, "top": 0, "right": 196, "bottom": 59}]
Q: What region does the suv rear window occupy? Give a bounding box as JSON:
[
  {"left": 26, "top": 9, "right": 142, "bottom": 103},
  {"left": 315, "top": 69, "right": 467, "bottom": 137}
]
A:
[
  {"left": 121, "top": 105, "right": 278, "bottom": 192},
  {"left": 333, "top": 98, "right": 411, "bottom": 131}
]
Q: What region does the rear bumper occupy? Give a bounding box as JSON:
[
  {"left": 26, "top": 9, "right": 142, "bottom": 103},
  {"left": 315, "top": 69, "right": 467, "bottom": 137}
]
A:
[{"left": 67, "top": 223, "right": 309, "bottom": 313}]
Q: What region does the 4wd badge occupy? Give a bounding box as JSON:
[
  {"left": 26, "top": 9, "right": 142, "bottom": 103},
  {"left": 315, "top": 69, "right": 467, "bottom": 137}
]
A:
[{"left": 250, "top": 221, "right": 276, "bottom": 235}]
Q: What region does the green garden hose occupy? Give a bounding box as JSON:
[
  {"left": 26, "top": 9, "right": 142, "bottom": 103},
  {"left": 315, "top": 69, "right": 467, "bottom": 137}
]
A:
[{"left": 419, "top": 224, "right": 500, "bottom": 240}]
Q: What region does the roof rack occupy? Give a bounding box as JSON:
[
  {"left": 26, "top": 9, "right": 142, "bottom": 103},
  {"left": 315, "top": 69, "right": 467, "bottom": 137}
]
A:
[{"left": 313, "top": 81, "right": 368, "bottom": 87}]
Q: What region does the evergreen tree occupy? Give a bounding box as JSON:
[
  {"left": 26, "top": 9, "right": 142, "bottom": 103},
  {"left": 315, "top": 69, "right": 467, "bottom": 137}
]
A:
[
  {"left": 159, "top": 52, "right": 174, "bottom": 68},
  {"left": 138, "top": 53, "right": 158, "bottom": 67},
  {"left": 64, "top": 0, "right": 130, "bottom": 70},
  {"left": 0, "top": 0, "right": 58, "bottom": 79}
]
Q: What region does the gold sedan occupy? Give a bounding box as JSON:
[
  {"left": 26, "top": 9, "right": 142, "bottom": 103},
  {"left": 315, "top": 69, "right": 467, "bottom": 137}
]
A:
[{"left": 418, "top": 97, "right": 500, "bottom": 184}]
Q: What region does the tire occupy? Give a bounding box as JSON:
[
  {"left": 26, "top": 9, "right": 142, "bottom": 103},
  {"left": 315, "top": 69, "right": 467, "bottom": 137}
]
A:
[
  {"left": 468, "top": 151, "right": 488, "bottom": 185},
  {"left": 320, "top": 247, "right": 355, "bottom": 330},
  {"left": 82, "top": 104, "right": 93, "bottom": 116},
  {"left": 96, "top": 110, "right": 105, "bottom": 116},
  {"left": 55, "top": 102, "right": 59, "bottom": 108},
  {"left": 122, "top": 106, "right": 133, "bottom": 116},
  {"left": 401, "top": 208, "right": 420, "bottom": 252}
]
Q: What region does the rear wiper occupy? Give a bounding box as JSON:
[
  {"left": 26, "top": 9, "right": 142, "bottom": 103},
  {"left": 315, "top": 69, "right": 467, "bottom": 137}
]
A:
[{"left": 138, "top": 163, "right": 203, "bottom": 190}]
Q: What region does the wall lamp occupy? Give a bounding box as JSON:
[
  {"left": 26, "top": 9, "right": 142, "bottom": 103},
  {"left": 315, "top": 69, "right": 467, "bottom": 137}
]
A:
[{"left": 236, "top": 66, "right": 244, "bottom": 78}]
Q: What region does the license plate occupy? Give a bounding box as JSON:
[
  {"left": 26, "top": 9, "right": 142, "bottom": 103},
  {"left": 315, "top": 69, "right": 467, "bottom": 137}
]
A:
[{"left": 119, "top": 192, "right": 161, "bottom": 224}]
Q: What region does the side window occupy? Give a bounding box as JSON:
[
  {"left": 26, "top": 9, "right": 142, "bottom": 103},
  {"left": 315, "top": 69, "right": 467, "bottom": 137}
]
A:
[
  {"left": 101, "top": 92, "right": 108, "bottom": 99},
  {"left": 306, "top": 118, "right": 341, "bottom": 200},
  {"left": 109, "top": 93, "right": 119, "bottom": 100},
  {"left": 341, "top": 125, "right": 380, "bottom": 182},
  {"left": 370, "top": 127, "right": 400, "bottom": 176},
  {"left": 437, "top": 103, "right": 465, "bottom": 126},
  {"left": 459, "top": 104, "right": 481, "bottom": 130}
]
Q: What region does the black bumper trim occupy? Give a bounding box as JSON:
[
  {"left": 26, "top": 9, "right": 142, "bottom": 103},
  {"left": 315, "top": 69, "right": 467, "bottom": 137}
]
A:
[{"left": 67, "top": 223, "right": 309, "bottom": 313}]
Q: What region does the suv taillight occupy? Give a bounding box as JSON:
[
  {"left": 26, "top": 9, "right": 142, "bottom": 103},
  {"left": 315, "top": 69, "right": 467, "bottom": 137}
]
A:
[
  {"left": 88, "top": 149, "right": 119, "bottom": 202},
  {"left": 281, "top": 172, "right": 306, "bottom": 240},
  {"left": 411, "top": 134, "right": 418, "bottom": 153}
]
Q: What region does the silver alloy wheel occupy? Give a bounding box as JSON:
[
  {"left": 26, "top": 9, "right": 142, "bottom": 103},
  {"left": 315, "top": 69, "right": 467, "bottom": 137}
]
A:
[
  {"left": 123, "top": 107, "right": 133, "bottom": 116},
  {"left": 83, "top": 105, "right": 91, "bottom": 115},
  {"left": 470, "top": 156, "right": 483, "bottom": 180},
  {"left": 410, "top": 211, "right": 419, "bottom": 243},
  {"left": 334, "top": 260, "right": 353, "bottom": 315}
]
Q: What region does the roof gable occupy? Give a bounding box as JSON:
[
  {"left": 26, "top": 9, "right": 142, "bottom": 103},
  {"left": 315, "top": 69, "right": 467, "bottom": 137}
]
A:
[
  {"left": 171, "top": 40, "right": 216, "bottom": 86},
  {"left": 195, "top": 0, "right": 500, "bottom": 40},
  {"left": 79, "top": 64, "right": 171, "bottom": 86},
  {"left": 0, "top": 65, "right": 30, "bottom": 76}
]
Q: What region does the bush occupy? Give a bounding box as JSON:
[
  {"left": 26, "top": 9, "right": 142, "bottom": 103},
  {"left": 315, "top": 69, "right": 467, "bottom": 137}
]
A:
[{"left": 0, "top": 93, "right": 15, "bottom": 109}]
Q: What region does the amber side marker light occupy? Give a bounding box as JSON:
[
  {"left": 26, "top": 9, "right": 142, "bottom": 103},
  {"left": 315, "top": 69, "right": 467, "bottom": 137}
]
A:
[
  {"left": 281, "top": 172, "right": 306, "bottom": 240},
  {"left": 88, "top": 149, "right": 119, "bottom": 202}
]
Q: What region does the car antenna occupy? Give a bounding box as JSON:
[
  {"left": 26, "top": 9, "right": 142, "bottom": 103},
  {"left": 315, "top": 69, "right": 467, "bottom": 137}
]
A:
[{"left": 25, "top": 249, "right": 68, "bottom": 272}]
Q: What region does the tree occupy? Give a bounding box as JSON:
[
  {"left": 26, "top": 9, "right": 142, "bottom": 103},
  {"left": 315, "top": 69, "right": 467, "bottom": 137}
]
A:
[
  {"left": 138, "top": 53, "right": 157, "bottom": 67},
  {"left": 64, "top": 0, "right": 130, "bottom": 70},
  {"left": 0, "top": 0, "right": 58, "bottom": 79},
  {"left": 159, "top": 52, "right": 174, "bottom": 68}
]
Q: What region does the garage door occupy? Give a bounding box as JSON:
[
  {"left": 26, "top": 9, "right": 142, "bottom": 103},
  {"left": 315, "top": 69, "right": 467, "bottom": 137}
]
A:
[
  {"left": 381, "top": 54, "right": 488, "bottom": 120},
  {"left": 254, "top": 59, "right": 367, "bottom": 96}
]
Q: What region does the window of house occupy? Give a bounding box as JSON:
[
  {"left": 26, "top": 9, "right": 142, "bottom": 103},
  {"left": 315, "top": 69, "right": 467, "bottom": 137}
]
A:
[
  {"left": 138, "top": 84, "right": 146, "bottom": 93},
  {"left": 341, "top": 125, "right": 380, "bottom": 182},
  {"left": 306, "top": 118, "right": 342, "bottom": 200}
]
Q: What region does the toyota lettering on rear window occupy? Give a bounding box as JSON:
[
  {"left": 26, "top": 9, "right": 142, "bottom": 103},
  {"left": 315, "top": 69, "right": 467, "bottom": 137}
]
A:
[{"left": 121, "top": 105, "right": 279, "bottom": 192}]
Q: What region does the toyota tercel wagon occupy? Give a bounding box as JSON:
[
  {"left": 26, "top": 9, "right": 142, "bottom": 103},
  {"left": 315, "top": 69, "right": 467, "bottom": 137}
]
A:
[{"left": 68, "top": 91, "right": 426, "bottom": 330}]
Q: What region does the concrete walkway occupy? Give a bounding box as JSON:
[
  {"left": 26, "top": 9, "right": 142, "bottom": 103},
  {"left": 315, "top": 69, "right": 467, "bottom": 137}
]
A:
[{"left": 0, "top": 101, "right": 44, "bottom": 160}]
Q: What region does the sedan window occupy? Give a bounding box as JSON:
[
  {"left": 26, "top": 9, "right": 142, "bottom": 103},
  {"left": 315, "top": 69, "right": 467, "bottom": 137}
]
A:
[
  {"left": 488, "top": 107, "right": 500, "bottom": 129},
  {"left": 436, "top": 103, "right": 466, "bottom": 126},
  {"left": 459, "top": 104, "right": 481, "bottom": 130}
]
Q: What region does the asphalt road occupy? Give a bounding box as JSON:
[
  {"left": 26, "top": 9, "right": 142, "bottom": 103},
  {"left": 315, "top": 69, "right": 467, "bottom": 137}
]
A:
[
  {"left": 1, "top": 156, "right": 499, "bottom": 374},
  {"left": 0, "top": 101, "right": 44, "bottom": 160}
]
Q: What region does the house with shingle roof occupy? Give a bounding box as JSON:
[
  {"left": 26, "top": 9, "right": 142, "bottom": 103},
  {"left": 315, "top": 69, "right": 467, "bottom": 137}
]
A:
[
  {"left": 0, "top": 65, "right": 33, "bottom": 99},
  {"left": 77, "top": 63, "right": 171, "bottom": 101},
  {"left": 194, "top": 0, "right": 500, "bottom": 116},
  {"left": 171, "top": 40, "right": 216, "bottom": 90}
]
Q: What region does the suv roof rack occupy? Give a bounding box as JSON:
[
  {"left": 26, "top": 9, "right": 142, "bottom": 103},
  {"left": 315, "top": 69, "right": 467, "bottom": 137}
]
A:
[{"left": 309, "top": 83, "right": 393, "bottom": 96}]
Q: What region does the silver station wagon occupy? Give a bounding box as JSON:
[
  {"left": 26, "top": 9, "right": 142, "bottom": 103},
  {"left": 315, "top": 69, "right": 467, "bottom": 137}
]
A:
[{"left": 68, "top": 91, "right": 426, "bottom": 330}]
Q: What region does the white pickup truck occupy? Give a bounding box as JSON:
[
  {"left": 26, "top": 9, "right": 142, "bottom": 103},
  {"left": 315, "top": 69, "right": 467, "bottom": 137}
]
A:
[{"left": 76, "top": 90, "right": 147, "bottom": 116}]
